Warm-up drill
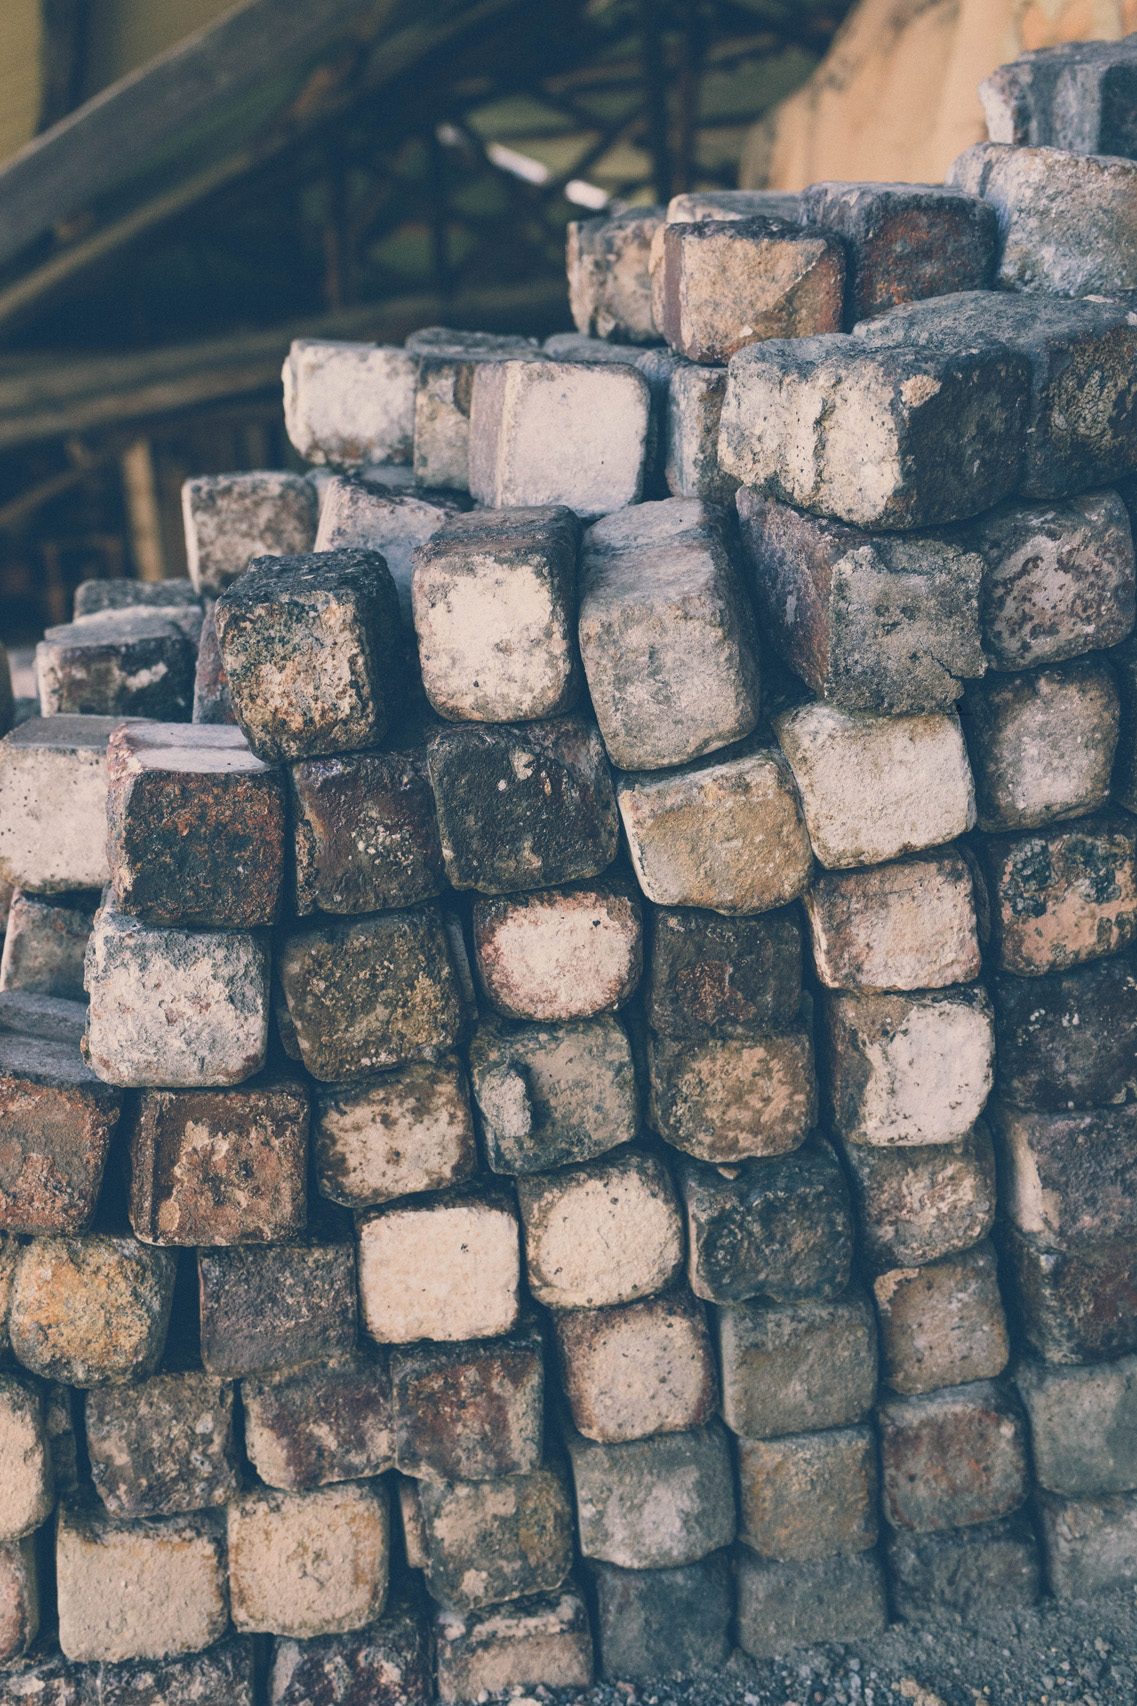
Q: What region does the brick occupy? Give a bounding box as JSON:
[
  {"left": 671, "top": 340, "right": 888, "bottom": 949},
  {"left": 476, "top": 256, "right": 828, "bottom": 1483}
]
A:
[
  {"left": 718, "top": 333, "right": 1027, "bottom": 530},
  {"left": 36, "top": 612, "right": 195, "bottom": 722},
  {"left": 84, "top": 1372, "right": 238, "bottom": 1517},
  {"left": 734, "top": 1548, "right": 887, "bottom": 1657},
  {"left": 214, "top": 551, "right": 403, "bottom": 764},
  {"left": 874, "top": 1242, "right": 1009, "bottom": 1396},
  {"left": 737, "top": 1425, "right": 877, "bottom": 1563},
  {"left": 0, "top": 991, "right": 86, "bottom": 1045},
  {"left": 283, "top": 339, "right": 415, "bottom": 466},
  {"left": 312, "top": 476, "right": 466, "bottom": 618},
  {"left": 567, "top": 207, "right": 662, "bottom": 344},
  {"left": 0, "top": 1539, "right": 38, "bottom": 1663},
  {"left": 469, "top": 358, "right": 650, "bottom": 519},
  {"left": 391, "top": 1320, "right": 543, "bottom": 1480},
  {"left": 948, "top": 141, "right": 1137, "bottom": 298},
  {"left": 664, "top": 362, "right": 738, "bottom": 503},
  {"left": 197, "top": 1236, "right": 356, "bottom": 1378},
  {"left": 645, "top": 905, "right": 801, "bottom": 1038},
  {"left": 313, "top": 1055, "right": 475, "bottom": 1210},
  {"left": 1037, "top": 1488, "right": 1137, "bottom": 1597},
  {"left": 517, "top": 1149, "right": 682, "bottom": 1311},
  {"left": 717, "top": 1292, "right": 877, "bottom": 1440},
  {"left": 578, "top": 498, "right": 760, "bottom": 770},
  {"left": 270, "top": 1591, "right": 431, "bottom": 1706},
  {"left": 56, "top": 1501, "right": 227, "bottom": 1662},
  {"left": 0, "top": 1028, "right": 122, "bottom": 1236},
  {"left": 979, "top": 37, "right": 1137, "bottom": 155},
  {"left": 409, "top": 328, "right": 540, "bottom": 493},
  {"left": 567, "top": 1419, "right": 735, "bottom": 1568},
  {"left": 106, "top": 722, "right": 285, "bottom": 930},
  {"left": 229, "top": 1482, "right": 389, "bottom": 1638},
  {"left": 992, "top": 1101, "right": 1137, "bottom": 1251},
  {"left": 878, "top": 1380, "right": 1028, "bottom": 1533},
  {"left": 647, "top": 1021, "right": 816, "bottom": 1164},
  {"left": 961, "top": 490, "right": 1136, "bottom": 671},
  {"left": 0, "top": 718, "right": 131, "bottom": 894},
  {"left": 963, "top": 657, "right": 1118, "bottom": 833},
  {"left": 84, "top": 901, "right": 269, "bottom": 1089},
  {"left": 838, "top": 1122, "right": 997, "bottom": 1273},
  {"left": 804, "top": 851, "right": 981, "bottom": 992},
  {"left": 1003, "top": 1225, "right": 1137, "bottom": 1366},
  {"left": 276, "top": 906, "right": 465, "bottom": 1082},
  {"left": 242, "top": 1354, "right": 392, "bottom": 1491},
  {"left": 993, "top": 952, "right": 1137, "bottom": 1110},
  {"left": 632, "top": 344, "right": 685, "bottom": 497},
  {"left": 679, "top": 1144, "right": 853, "bottom": 1307},
  {"left": 74, "top": 579, "right": 198, "bottom": 618},
  {"left": 469, "top": 1013, "right": 637, "bottom": 1176},
  {"left": 358, "top": 1186, "right": 520, "bottom": 1344},
  {"left": 412, "top": 504, "right": 581, "bottom": 722},
  {"left": 856, "top": 290, "right": 1137, "bottom": 500},
  {"left": 981, "top": 814, "right": 1137, "bottom": 977},
  {"left": 553, "top": 1288, "right": 717, "bottom": 1444},
  {"left": 0, "top": 1374, "right": 51, "bottom": 1542},
  {"left": 473, "top": 878, "right": 642, "bottom": 1023},
  {"left": 616, "top": 741, "right": 813, "bottom": 913},
  {"left": 885, "top": 1514, "right": 1041, "bottom": 1622},
  {"left": 435, "top": 1584, "right": 592, "bottom": 1701},
  {"left": 191, "top": 606, "right": 233, "bottom": 726},
  {"left": 824, "top": 986, "right": 995, "bottom": 1148},
  {"left": 181, "top": 473, "right": 317, "bottom": 594},
  {"left": 737, "top": 493, "right": 986, "bottom": 714},
  {"left": 667, "top": 190, "right": 802, "bottom": 222},
  {"left": 9, "top": 1236, "right": 175, "bottom": 1387},
  {"left": 94, "top": 1635, "right": 255, "bottom": 1706},
  {"left": 0, "top": 893, "right": 96, "bottom": 1001},
  {"left": 661, "top": 217, "right": 844, "bottom": 363},
  {"left": 774, "top": 702, "right": 975, "bottom": 870},
  {"left": 1016, "top": 1355, "right": 1137, "bottom": 1497},
  {"left": 416, "top": 1468, "right": 573, "bottom": 1613},
  {"left": 426, "top": 716, "right": 619, "bottom": 895},
  {"left": 588, "top": 1553, "right": 730, "bottom": 1679},
  {"left": 0, "top": 1649, "right": 86, "bottom": 1706}
]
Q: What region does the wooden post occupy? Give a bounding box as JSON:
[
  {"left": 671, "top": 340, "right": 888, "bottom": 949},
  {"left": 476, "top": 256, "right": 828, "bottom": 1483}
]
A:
[{"left": 119, "top": 438, "right": 165, "bottom": 582}]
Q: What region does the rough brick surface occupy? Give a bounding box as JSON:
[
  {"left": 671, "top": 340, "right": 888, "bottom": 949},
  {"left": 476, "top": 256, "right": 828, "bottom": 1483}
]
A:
[
  {"left": 588, "top": 1554, "right": 731, "bottom": 1679},
  {"left": 0, "top": 1029, "right": 122, "bottom": 1236},
  {"left": 804, "top": 850, "right": 980, "bottom": 993},
  {"left": 665, "top": 363, "right": 737, "bottom": 504},
  {"left": 0, "top": 1537, "right": 38, "bottom": 1663},
  {"left": 567, "top": 1419, "right": 736, "bottom": 1569},
  {"left": 716, "top": 1291, "right": 878, "bottom": 1439},
  {"left": 270, "top": 1592, "right": 431, "bottom": 1706},
  {"left": 886, "top": 1514, "right": 1041, "bottom": 1621},
  {"left": 734, "top": 1549, "right": 887, "bottom": 1657},
  {"left": 37, "top": 612, "right": 195, "bottom": 722},
  {"left": 0, "top": 1374, "right": 52, "bottom": 1542},
  {"left": 873, "top": 1241, "right": 1010, "bottom": 1396},
  {"left": 242, "top": 1354, "right": 393, "bottom": 1490},
  {"left": 391, "top": 1321, "right": 544, "bottom": 1481},
  {"left": 1016, "top": 1354, "right": 1137, "bottom": 1496},
  {"left": 993, "top": 1101, "right": 1137, "bottom": 1251},
  {"left": 228, "top": 1482, "right": 390, "bottom": 1637},
  {"left": 85, "top": 1372, "right": 238, "bottom": 1517},
  {"left": 434, "top": 1585, "right": 593, "bottom": 1701},
  {"left": 980, "top": 814, "right": 1137, "bottom": 977},
  {"left": 313, "top": 1054, "right": 476, "bottom": 1209},
  {"left": 197, "top": 1237, "right": 356, "bottom": 1378},
  {"left": 553, "top": 1288, "right": 717, "bottom": 1444},
  {"left": 645, "top": 905, "right": 802, "bottom": 1038},
  {"left": 0, "top": 718, "right": 131, "bottom": 895},
  {"left": 283, "top": 339, "right": 415, "bottom": 466},
  {"left": 415, "top": 1468, "right": 574, "bottom": 1613},
  {"left": 979, "top": 37, "right": 1137, "bottom": 155},
  {"left": 878, "top": 1380, "right": 1029, "bottom": 1533},
  {"left": 1004, "top": 1226, "right": 1137, "bottom": 1366},
  {"left": 1037, "top": 1488, "right": 1137, "bottom": 1597},
  {"left": 567, "top": 208, "right": 664, "bottom": 345},
  {"left": 0, "top": 892, "right": 96, "bottom": 1002},
  {"left": 737, "top": 1424, "right": 878, "bottom": 1563},
  {"left": 993, "top": 952, "right": 1137, "bottom": 1110},
  {"left": 411, "top": 330, "right": 540, "bottom": 494},
  {"left": 358, "top": 1187, "right": 520, "bottom": 1344},
  {"left": 9, "top": 1236, "right": 175, "bottom": 1387},
  {"left": 182, "top": 473, "right": 317, "bottom": 594},
  {"left": 647, "top": 1020, "right": 817, "bottom": 1163},
  {"left": 838, "top": 1122, "right": 997, "bottom": 1273},
  {"left": 313, "top": 476, "right": 465, "bottom": 617},
  {"left": 473, "top": 878, "right": 642, "bottom": 1022}
]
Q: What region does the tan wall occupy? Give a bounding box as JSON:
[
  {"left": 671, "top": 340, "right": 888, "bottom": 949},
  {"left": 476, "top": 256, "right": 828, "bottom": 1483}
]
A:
[
  {"left": 0, "top": 0, "right": 43, "bottom": 168},
  {"left": 742, "top": 0, "right": 1137, "bottom": 191}
]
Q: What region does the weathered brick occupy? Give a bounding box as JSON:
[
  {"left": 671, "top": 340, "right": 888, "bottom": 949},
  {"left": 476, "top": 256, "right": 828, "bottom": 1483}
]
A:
[
  {"left": 434, "top": 1584, "right": 593, "bottom": 1701},
  {"left": 838, "top": 1122, "right": 997, "bottom": 1273},
  {"left": 734, "top": 1548, "right": 887, "bottom": 1657},
  {"left": 661, "top": 217, "right": 844, "bottom": 363},
  {"left": 473, "top": 878, "right": 642, "bottom": 1023},
  {"left": 878, "top": 1380, "right": 1028, "bottom": 1533},
  {"left": 358, "top": 1186, "right": 520, "bottom": 1344},
  {"left": 992, "top": 1100, "right": 1137, "bottom": 1252},
  {"left": 94, "top": 1634, "right": 255, "bottom": 1706},
  {"left": 979, "top": 36, "right": 1137, "bottom": 155},
  {"left": 980, "top": 814, "right": 1137, "bottom": 977},
  {"left": 716, "top": 1291, "right": 878, "bottom": 1439},
  {"left": 0, "top": 1647, "right": 85, "bottom": 1706},
  {"left": 567, "top": 1419, "right": 735, "bottom": 1568},
  {"left": 283, "top": 339, "right": 416, "bottom": 466},
  {"left": 36, "top": 612, "right": 195, "bottom": 722},
  {"left": 242, "top": 1354, "right": 393, "bottom": 1490},
  {"left": 312, "top": 475, "right": 466, "bottom": 618},
  {"left": 181, "top": 473, "right": 317, "bottom": 594},
  {"left": 874, "top": 1242, "right": 1009, "bottom": 1396},
  {"left": 567, "top": 207, "right": 662, "bottom": 344},
  {"left": 588, "top": 1553, "right": 731, "bottom": 1679},
  {"left": 737, "top": 1425, "right": 877, "bottom": 1563},
  {"left": 645, "top": 905, "right": 801, "bottom": 1039},
  {"left": 313, "top": 1055, "right": 476, "bottom": 1210},
  {"left": 74, "top": 579, "right": 198, "bottom": 618},
  {"left": 0, "top": 1374, "right": 52, "bottom": 1542},
  {"left": 0, "top": 718, "right": 133, "bottom": 894},
  {"left": 84, "top": 1372, "right": 237, "bottom": 1517},
  {"left": 0, "top": 1028, "right": 121, "bottom": 1236},
  {"left": 885, "top": 1514, "right": 1041, "bottom": 1621},
  {"left": 1016, "top": 1354, "right": 1137, "bottom": 1497},
  {"left": 197, "top": 1236, "right": 356, "bottom": 1378},
  {"left": 415, "top": 1468, "right": 573, "bottom": 1613},
  {"left": 804, "top": 850, "right": 980, "bottom": 992},
  {"left": 0, "top": 893, "right": 96, "bottom": 1002},
  {"left": 0, "top": 1538, "right": 38, "bottom": 1663},
  {"left": 9, "top": 1237, "right": 175, "bottom": 1387},
  {"left": 270, "top": 1591, "right": 431, "bottom": 1706},
  {"left": 553, "top": 1288, "right": 717, "bottom": 1444},
  {"left": 650, "top": 194, "right": 801, "bottom": 333},
  {"left": 1003, "top": 1225, "right": 1137, "bottom": 1366},
  {"left": 647, "top": 1020, "right": 816, "bottom": 1164},
  {"left": 993, "top": 952, "right": 1137, "bottom": 1110},
  {"left": 391, "top": 1320, "right": 543, "bottom": 1480},
  {"left": 191, "top": 605, "right": 233, "bottom": 726},
  {"left": 1037, "top": 1488, "right": 1137, "bottom": 1597},
  {"left": 228, "top": 1482, "right": 389, "bottom": 1638},
  {"left": 664, "top": 362, "right": 737, "bottom": 503},
  {"left": 409, "top": 328, "right": 539, "bottom": 493}
]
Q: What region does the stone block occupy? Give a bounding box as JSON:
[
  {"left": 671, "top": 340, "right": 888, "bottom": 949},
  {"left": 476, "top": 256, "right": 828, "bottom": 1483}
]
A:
[
  {"left": 409, "top": 328, "right": 540, "bottom": 493},
  {"left": 0, "top": 718, "right": 125, "bottom": 894},
  {"left": 181, "top": 473, "right": 317, "bottom": 594},
  {"left": 106, "top": 722, "right": 285, "bottom": 930},
  {"left": 468, "top": 1013, "right": 638, "bottom": 1175},
  {"left": 617, "top": 741, "right": 813, "bottom": 914},
  {"left": 981, "top": 814, "right": 1137, "bottom": 977},
  {"left": 737, "top": 493, "right": 986, "bottom": 714},
  {"left": 588, "top": 1553, "right": 731, "bottom": 1679},
  {"left": 578, "top": 498, "right": 760, "bottom": 770},
  {"left": 36, "top": 612, "right": 195, "bottom": 722},
  {"left": 667, "top": 189, "right": 802, "bottom": 222},
  {"left": 0, "top": 893, "right": 96, "bottom": 1001},
  {"left": 1016, "top": 1354, "right": 1137, "bottom": 1496},
  {"left": 83, "top": 901, "right": 269, "bottom": 1089},
  {"left": 661, "top": 217, "right": 844, "bottom": 363},
  {"left": 9, "top": 1236, "right": 175, "bottom": 1387},
  {"left": 567, "top": 207, "right": 662, "bottom": 344},
  {"left": 435, "top": 1585, "right": 592, "bottom": 1701},
  {"left": 358, "top": 1186, "right": 520, "bottom": 1344},
  {"left": 126, "top": 1074, "right": 308, "bottom": 1246},
  {"left": 0, "top": 1374, "right": 51, "bottom": 1542},
  {"left": 473, "top": 878, "right": 642, "bottom": 1023},
  {"left": 734, "top": 1548, "right": 887, "bottom": 1657},
  {"left": 553, "top": 1288, "right": 717, "bottom": 1444},
  {"left": 197, "top": 1236, "right": 356, "bottom": 1378},
  {"left": 191, "top": 605, "right": 233, "bottom": 726},
  {"left": 1037, "top": 1488, "right": 1137, "bottom": 1597},
  {"left": 993, "top": 1101, "right": 1137, "bottom": 1252},
  {"left": 737, "top": 1425, "right": 877, "bottom": 1562},
  {"left": 0, "top": 991, "right": 85, "bottom": 1045},
  {"left": 717, "top": 1291, "right": 877, "bottom": 1440},
  {"left": 427, "top": 715, "right": 618, "bottom": 895},
  {"left": 874, "top": 1242, "right": 1009, "bottom": 1396},
  {"left": 412, "top": 504, "right": 581, "bottom": 722},
  {"left": 84, "top": 1372, "right": 238, "bottom": 1517},
  {"left": 824, "top": 986, "right": 995, "bottom": 1148},
  {"left": 719, "top": 333, "right": 1027, "bottom": 530},
  {"left": 1004, "top": 1225, "right": 1137, "bottom": 1366},
  {"left": 948, "top": 141, "right": 1137, "bottom": 298},
  {"left": 416, "top": 1468, "right": 573, "bottom": 1613},
  {"left": 214, "top": 551, "right": 403, "bottom": 764},
  {"left": 885, "top": 1514, "right": 1041, "bottom": 1622},
  {"left": 647, "top": 1021, "right": 816, "bottom": 1164},
  {"left": 270, "top": 1592, "right": 431, "bottom": 1706},
  {"left": 276, "top": 906, "right": 465, "bottom": 1082},
  {"left": 242, "top": 1354, "right": 392, "bottom": 1491},
  {"left": 0, "top": 1648, "right": 84, "bottom": 1706},
  {"left": 993, "top": 952, "right": 1137, "bottom": 1110},
  {"left": 838, "top": 1122, "right": 997, "bottom": 1273},
  {"left": 805, "top": 851, "right": 980, "bottom": 994},
  {"left": 228, "top": 1482, "right": 389, "bottom": 1638},
  {"left": 567, "top": 1419, "right": 735, "bottom": 1568},
  {"left": 0, "top": 1028, "right": 122, "bottom": 1236},
  {"left": 74, "top": 578, "right": 198, "bottom": 618},
  {"left": 979, "top": 37, "right": 1137, "bottom": 156},
  {"left": 664, "top": 362, "right": 737, "bottom": 503},
  {"left": 878, "top": 1380, "right": 1028, "bottom": 1533},
  {"left": 56, "top": 1501, "right": 227, "bottom": 1662},
  {"left": 283, "top": 339, "right": 415, "bottom": 466},
  {"left": 645, "top": 905, "right": 801, "bottom": 1039},
  {"left": 679, "top": 1143, "right": 853, "bottom": 1307},
  {"left": 313, "top": 1055, "right": 476, "bottom": 1210},
  {"left": 774, "top": 702, "right": 975, "bottom": 871},
  {"left": 312, "top": 475, "right": 465, "bottom": 618},
  {"left": 0, "top": 1539, "right": 37, "bottom": 1663},
  {"left": 516, "top": 1149, "right": 682, "bottom": 1311},
  {"left": 391, "top": 1319, "right": 543, "bottom": 1480},
  {"left": 469, "top": 358, "right": 650, "bottom": 519},
  {"left": 94, "top": 1635, "right": 256, "bottom": 1706}
]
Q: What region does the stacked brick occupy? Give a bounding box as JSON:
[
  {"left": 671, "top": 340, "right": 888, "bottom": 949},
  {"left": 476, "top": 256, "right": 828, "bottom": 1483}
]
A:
[{"left": 6, "top": 32, "right": 1137, "bottom": 1703}]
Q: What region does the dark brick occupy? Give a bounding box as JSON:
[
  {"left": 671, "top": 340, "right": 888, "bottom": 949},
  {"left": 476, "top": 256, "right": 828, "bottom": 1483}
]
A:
[
  {"left": 1003, "top": 1224, "right": 1137, "bottom": 1365},
  {"left": 993, "top": 952, "right": 1137, "bottom": 1109},
  {"left": 85, "top": 1372, "right": 238, "bottom": 1517},
  {"left": 588, "top": 1552, "right": 732, "bottom": 1679},
  {"left": 644, "top": 905, "right": 802, "bottom": 1039},
  {"left": 198, "top": 1236, "right": 356, "bottom": 1377},
  {"left": 0, "top": 1030, "right": 122, "bottom": 1236},
  {"left": 391, "top": 1319, "right": 544, "bottom": 1480},
  {"left": 242, "top": 1353, "right": 393, "bottom": 1489},
  {"left": 878, "top": 1380, "right": 1029, "bottom": 1534},
  {"left": 885, "top": 1514, "right": 1041, "bottom": 1621}
]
